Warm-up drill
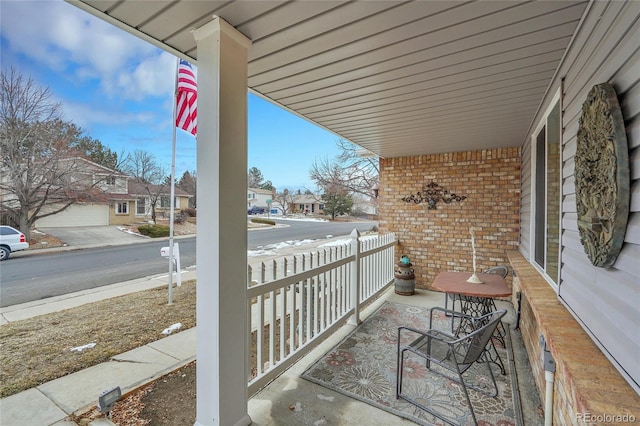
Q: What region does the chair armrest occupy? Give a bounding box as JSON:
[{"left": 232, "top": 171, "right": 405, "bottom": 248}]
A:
[
  {"left": 397, "top": 325, "right": 428, "bottom": 339},
  {"left": 429, "top": 306, "right": 475, "bottom": 328},
  {"left": 398, "top": 326, "right": 456, "bottom": 348}
]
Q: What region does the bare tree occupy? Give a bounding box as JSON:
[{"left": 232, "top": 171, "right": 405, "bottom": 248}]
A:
[
  {"left": 123, "top": 150, "right": 168, "bottom": 223},
  {"left": 309, "top": 139, "right": 379, "bottom": 198},
  {"left": 274, "top": 188, "right": 296, "bottom": 216},
  {"left": 0, "top": 68, "right": 119, "bottom": 239},
  {"left": 125, "top": 150, "right": 165, "bottom": 183}
]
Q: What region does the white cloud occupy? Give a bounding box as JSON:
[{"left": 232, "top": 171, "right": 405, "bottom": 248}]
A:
[
  {"left": 114, "top": 53, "right": 176, "bottom": 100},
  {"left": 1, "top": 0, "right": 175, "bottom": 100},
  {"left": 61, "top": 99, "right": 156, "bottom": 128}
]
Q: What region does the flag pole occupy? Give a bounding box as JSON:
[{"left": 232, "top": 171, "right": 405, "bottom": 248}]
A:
[{"left": 168, "top": 57, "right": 179, "bottom": 305}]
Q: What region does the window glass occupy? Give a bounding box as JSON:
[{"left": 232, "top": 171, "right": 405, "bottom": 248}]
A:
[
  {"left": 116, "top": 202, "right": 128, "bottom": 214},
  {"left": 535, "top": 127, "right": 546, "bottom": 267},
  {"left": 533, "top": 100, "right": 561, "bottom": 285},
  {"left": 0, "top": 226, "right": 18, "bottom": 235},
  {"left": 136, "top": 198, "right": 146, "bottom": 215}
]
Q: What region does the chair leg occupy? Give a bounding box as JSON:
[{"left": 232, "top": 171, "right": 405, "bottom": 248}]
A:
[
  {"left": 458, "top": 357, "right": 500, "bottom": 398},
  {"left": 458, "top": 372, "right": 479, "bottom": 426},
  {"left": 396, "top": 349, "right": 403, "bottom": 398},
  {"left": 444, "top": 293, "right": 460, "bottom": 333},
  {"left": 397, "top": 351, "right": 464, "bottom": 426},
  {"left": 454, "top": 358, "right": 499, "bottom": 425}
]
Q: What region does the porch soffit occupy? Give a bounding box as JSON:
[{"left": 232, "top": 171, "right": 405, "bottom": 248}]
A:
[{"left": 68, "top": 0, "right": 589, "bottom": 158}]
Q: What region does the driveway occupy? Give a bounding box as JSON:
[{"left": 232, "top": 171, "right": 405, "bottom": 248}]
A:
[{"left": 38, "top": 226, "right": 149, "bottom": 248}]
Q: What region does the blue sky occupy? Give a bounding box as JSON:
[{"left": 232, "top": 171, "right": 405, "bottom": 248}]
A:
[{"left": 0, "top": 0, "right": 342, "bottom": 191}]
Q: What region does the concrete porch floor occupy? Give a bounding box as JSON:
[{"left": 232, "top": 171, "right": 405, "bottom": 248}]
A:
[{"left": 248, "top": 286, "right": 542, "bottom": 425}]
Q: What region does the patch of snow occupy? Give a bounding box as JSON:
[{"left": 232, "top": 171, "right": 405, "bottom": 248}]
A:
[
  {"left": 117, "top": 226, "right": 146, "bottom": 237},
  {"left": 162, "top": 322, "right": 182, "bottom": 335},
  {"left": 70, "top": 343, "right": 96, "bottom": 352},
  {"left": 318, "top": 234, "right": 377, "bottom": 248},
  {"left": 275, "top": 215, "right": 328, "bottom": 222},
  {"left": 248, "top": 239, "right": 318, "bottom": 257}
]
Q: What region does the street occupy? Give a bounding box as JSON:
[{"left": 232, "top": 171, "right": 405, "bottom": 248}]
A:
[{"left": 0, "top": 219, "right": 376, "bottom": 307}]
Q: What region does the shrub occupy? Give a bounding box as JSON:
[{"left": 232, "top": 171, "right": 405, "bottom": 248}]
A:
[
  {"left": 251, "top": 218, "right": 276, "bottom": 226},
  {"left": 138, "top": 224, "right": 170, "bottom": 238},
  {"left": 181, "top": 208, "right": 196, "bottom": 218}
]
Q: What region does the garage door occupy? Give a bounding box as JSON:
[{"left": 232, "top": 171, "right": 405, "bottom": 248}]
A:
[{"left": 36, "top": 203, "right": 110, "bottom": 227}]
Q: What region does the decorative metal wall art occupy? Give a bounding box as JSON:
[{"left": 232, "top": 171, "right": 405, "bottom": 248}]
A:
[
  {"left": 402, "top": 181, "right": 467, "bottom": 209},
  {"left": 575, "top": 83, "right": 630, "bottom": 268}
]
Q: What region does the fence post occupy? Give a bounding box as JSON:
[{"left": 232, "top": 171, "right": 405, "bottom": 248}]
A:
[{"left": 348, "top": 228, "right": 361, "bottom": 326}]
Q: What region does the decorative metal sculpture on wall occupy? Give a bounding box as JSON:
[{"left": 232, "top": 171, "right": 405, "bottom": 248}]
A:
[
  {"left": 575, "top": 83, "right": 630, "bottom": 268},
  {"left": 402, "top": 181, "right": 467, "bottom": 209}
]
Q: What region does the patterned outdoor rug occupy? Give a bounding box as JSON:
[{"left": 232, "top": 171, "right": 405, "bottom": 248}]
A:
[{"left": 302, "top": 301, "right": 520, "bottom": 426}]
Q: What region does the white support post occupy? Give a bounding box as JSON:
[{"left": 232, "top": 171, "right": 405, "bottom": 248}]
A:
[
  {"left": 348, "top": 228, "right": 361, "bottom": 326},
  {"left": 193, "top": 16, "right": 251, "bottom": 426}
]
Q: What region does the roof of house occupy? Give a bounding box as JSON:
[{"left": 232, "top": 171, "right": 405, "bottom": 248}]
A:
[
  {"left": 60, "top": 156, "right": 129, "bottom": 177},
  {"left": 292, "top": 195, "right": 322, "bottom": 204},
  {"left": 248, "top": 188, "right": 275, "bottom": 195},
  {"left": 128, "top": 180, "right": 193, "bottom": 198}
]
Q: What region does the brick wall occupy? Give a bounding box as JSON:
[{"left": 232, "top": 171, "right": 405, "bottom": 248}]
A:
[
  {"left": 508, "top": 251, "right": 640, "bottom": 425},
  {"left": 378, "top": 148, "right": 521, "bottom": 288},
  {"left": 510, "top": 276, "right": 547, "bottom": 408}
]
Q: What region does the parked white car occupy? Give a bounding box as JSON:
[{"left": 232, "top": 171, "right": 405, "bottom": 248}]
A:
[{"left": 0, "top": 225, "right": 29, "bottom": 260}]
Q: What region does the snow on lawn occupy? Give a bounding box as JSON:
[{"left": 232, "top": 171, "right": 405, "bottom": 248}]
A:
[
  {"left": 263, "top": 214, "right": 328, "bottom": 222},
  {"left": 318, "top": 234, "right": 378, "bottom": 248},
  {"left": 117, "top": 226, "right": 149, "bottom": 237},
  {"left": 248, "top": 233, "right": 378, "bottom": 257},
  {"left": 248, "top": 239, "right": 318, "bottom": 257}
]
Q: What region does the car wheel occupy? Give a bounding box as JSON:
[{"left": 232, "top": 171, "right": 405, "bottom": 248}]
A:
[{"left": 0, "top": 246, "right": 9, "bottom": 261}]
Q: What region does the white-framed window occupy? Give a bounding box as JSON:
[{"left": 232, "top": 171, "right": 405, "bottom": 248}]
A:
[
  {"left": 116, "top": 201, "right": 128, "bottom": 214},
  {"left": 531, "top": 91, "right": 562, "bottom": 288},
  {"left": 160, "top": 196, "right": 177, "bottom": 208},
  {"left": 136, "top": 197, "right": 147, "bottom": 215},
  {"left": 106, "top": 176, "right": 116, "bottom": 185}
]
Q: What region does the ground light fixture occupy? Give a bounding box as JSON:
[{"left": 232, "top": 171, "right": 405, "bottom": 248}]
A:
[{"left": 98, "top": 386, "right": 121, "bottom": 415}]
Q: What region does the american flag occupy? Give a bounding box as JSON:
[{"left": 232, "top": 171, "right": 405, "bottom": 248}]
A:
[{"left": 176, "top": 59, "right": 197, "bottom": 136}]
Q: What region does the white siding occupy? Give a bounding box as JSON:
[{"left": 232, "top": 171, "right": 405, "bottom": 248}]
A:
[{"left": 519, "top": 1, "right": 640, "bottom": 392}]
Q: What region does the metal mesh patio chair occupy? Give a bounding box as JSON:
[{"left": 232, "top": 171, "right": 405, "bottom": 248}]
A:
[{"left": 396, "top": 308, "right": 507, "bottom": 426}]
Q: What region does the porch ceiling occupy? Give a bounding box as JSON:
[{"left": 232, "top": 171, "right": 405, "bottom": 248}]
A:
[{"left": 68, "top": 0, "right": 588, "bottom": 158}]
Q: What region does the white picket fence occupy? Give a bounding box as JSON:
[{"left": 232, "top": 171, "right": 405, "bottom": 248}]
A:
[{"left": 247, "top": 230, "right": 396, "bottom": 395}]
